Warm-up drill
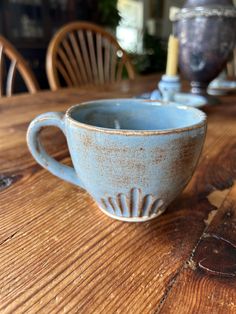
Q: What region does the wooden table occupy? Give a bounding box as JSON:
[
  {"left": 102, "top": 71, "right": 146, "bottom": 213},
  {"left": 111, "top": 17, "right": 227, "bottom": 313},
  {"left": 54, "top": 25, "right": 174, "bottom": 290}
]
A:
[{"left": 1, "top": 74, "right": 236, "bottom": 313}]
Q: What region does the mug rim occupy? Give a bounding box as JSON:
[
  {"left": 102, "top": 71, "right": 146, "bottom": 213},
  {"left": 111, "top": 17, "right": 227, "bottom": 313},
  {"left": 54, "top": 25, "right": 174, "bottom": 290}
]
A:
[{"left": 65, "top": 99, "right": 207, "bottom": 135}]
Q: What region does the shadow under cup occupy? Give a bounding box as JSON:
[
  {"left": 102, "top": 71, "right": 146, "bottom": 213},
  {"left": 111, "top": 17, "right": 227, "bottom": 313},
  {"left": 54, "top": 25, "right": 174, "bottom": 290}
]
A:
[{"left": 65, "top": 99, "right": 207, "bottom": 222}]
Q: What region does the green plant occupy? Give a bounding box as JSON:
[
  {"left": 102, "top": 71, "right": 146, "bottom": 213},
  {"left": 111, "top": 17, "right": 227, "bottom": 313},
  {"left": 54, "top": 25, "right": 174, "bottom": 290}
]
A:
[
  {"left": 132, "top": 32, "right": 167, "bottom": 74},
  {"left": 98, "top": 0, "right": 121, "bottom": 29}
]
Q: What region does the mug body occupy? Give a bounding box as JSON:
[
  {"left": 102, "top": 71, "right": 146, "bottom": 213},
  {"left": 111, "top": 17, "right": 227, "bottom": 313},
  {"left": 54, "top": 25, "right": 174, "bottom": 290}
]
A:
[{"left": 64, "top": 99, "right": 206, "bottom": 222}]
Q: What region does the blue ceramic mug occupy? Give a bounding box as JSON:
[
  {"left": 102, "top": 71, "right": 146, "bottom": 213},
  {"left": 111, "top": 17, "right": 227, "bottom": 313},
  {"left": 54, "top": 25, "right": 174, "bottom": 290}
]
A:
[{"left": 27, "top": 99, "right": 207, "bottom": 222}]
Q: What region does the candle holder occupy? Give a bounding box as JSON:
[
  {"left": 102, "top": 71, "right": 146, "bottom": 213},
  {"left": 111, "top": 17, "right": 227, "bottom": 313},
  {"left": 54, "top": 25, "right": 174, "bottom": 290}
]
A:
[{"left": 158, "top": 75, "right": 181, "bottom": 102}]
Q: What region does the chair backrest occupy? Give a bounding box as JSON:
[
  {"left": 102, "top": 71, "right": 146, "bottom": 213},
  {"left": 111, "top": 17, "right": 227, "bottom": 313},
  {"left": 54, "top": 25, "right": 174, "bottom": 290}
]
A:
[
  {"left": 0, "top": 35, "right": 39, "bottom": 96},
  {"left": 46, "top": 21, "right": 136, "bottom": 90},
  {"left": 226, "top": 48, "right": 236, "bottom": 78}
]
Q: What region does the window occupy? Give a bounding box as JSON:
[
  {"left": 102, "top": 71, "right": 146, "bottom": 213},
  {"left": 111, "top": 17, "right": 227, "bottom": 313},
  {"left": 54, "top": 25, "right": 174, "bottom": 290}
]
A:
[{"left": 116, "top": 0, "right": 144, "bottom": 53}]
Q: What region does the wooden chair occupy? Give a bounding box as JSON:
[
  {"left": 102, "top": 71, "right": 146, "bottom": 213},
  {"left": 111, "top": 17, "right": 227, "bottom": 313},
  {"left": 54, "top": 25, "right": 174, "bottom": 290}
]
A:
[
  {"left": 46, "top": 21, "right": 136, "bottom": 90},
  {"left": 0, "top": 35, "right": 39, "bottom": 96}
]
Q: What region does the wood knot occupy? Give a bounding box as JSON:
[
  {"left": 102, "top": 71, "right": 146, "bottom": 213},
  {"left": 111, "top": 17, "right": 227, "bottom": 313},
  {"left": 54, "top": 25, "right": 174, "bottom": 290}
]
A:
[{"left": 0, "top": 174, "right": 22, "bottom": 191}]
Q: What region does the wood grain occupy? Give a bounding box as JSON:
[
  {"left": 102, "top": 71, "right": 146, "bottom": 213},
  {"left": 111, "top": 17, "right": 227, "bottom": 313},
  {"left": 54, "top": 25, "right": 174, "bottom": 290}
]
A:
[
  {"left": 0, "top": 74, "right": 236, "bottom": 313},
  {"left": 159, "top": 131, "right": 236, "bottom": 314}
]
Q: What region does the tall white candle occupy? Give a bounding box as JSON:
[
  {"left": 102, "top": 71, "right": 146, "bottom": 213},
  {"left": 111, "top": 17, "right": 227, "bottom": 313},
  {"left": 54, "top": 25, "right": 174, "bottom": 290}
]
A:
[{"left": 166, "top": 35, "right": 179, "bottom": 76}]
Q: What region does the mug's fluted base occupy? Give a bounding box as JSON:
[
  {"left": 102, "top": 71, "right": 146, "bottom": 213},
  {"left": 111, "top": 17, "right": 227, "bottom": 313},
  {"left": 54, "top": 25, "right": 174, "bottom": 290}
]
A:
[{"left": 98, "top": 205, "right": 167, "bottom": 222}]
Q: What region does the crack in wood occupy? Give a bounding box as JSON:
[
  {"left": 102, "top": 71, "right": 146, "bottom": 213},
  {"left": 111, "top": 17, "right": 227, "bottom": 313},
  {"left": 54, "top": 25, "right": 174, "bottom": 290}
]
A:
[
  {"left": 0, "top": 231, "right": 18, "bottom": 246},
  {"left": 184, "top": 258, "right": 197, "bottom": 271},
  {"left": 155, "top": 271, "right": 180, "bottom": 314},
  {"left": 0, "top": 203, "right": 61, "bottom": 246}
]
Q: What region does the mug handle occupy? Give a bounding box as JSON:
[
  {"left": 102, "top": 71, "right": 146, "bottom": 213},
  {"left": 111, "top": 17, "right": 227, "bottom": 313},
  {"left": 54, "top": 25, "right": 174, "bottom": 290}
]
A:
[{"left": 26, "top": 112, "right": 84, "bottom": 189}]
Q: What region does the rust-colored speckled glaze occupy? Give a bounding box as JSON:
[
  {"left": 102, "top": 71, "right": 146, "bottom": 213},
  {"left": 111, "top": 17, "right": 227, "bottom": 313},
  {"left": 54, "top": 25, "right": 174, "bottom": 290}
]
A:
[{"left": 27, "top": 99, "right": 207, "bottom": 222}]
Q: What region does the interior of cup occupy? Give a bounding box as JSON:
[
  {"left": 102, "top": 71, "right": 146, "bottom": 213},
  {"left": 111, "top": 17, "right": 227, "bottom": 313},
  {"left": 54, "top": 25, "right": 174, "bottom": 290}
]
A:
[{"left": 68, "top": 99, "right": 206, "bottom": 131}]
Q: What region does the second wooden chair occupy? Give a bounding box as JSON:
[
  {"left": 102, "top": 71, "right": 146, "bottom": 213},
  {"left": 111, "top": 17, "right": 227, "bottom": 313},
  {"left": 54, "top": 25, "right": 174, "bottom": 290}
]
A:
[
  {"left": 46, "top": 21, "right": 135, "bottom": 90},
  {"left": 0, "top": 35, "right": 39, "bottom": 97}
]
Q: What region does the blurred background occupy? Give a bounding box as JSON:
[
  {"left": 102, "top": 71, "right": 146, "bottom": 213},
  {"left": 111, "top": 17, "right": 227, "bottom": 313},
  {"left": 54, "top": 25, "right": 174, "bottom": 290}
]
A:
[{"left": 0, "top": 0, "right": 188, "bottom": 90}]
